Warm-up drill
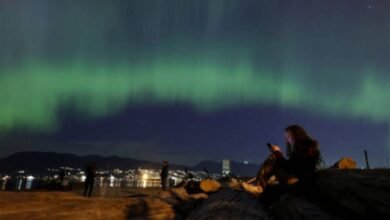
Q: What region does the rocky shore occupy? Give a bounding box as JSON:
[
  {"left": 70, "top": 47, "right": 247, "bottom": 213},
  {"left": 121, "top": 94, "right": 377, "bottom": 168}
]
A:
[{"left": 1, "top": 169, "right": 389, "bottom": 220}]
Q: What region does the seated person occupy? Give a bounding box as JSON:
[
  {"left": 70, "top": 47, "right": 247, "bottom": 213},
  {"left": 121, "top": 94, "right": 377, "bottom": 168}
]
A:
[{"left": 242, "top": 125, "right": 321, "bottom": 196}]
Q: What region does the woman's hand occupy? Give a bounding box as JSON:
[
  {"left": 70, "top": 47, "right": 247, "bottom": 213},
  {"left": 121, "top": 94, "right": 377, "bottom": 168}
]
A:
[
  {"left": 270, "top": 145, "right": 282, "bottom": 153},
  {"left": 270, "top": 145, "right": 283, "bottom": 158}
]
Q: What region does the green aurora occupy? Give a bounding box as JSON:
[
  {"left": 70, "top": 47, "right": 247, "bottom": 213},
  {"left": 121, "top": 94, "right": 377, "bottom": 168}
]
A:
[
  {"left": 1, "top": 57, "right": 389, "bottom": 133},
  {"left": 1, "top": 1, "right": 389, "bottom": 138}
]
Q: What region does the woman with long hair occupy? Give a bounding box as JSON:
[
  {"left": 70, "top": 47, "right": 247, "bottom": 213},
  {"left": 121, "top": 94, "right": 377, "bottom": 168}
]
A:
[{"left": 256, "top": 124, "right": 321, "bottom": 189}]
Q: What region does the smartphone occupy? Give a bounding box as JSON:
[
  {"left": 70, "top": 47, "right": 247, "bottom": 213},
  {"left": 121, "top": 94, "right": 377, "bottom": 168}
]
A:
[{"left": 267, "top": 142, "right": 273, "bottom": 150}]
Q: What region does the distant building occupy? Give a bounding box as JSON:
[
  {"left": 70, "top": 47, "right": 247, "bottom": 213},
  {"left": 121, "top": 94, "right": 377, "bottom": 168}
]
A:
[{"left": 222, "top": 159, "right": 230, "bottom": 176}]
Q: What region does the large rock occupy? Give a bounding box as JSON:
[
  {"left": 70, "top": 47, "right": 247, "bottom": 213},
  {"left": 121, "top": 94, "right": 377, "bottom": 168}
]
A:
[
  {"left": 271, "top": 194, "right": 337, "bottom": 220},
  {"left": 159, "top": 187, "right": 208, "bottom": 217},
  {"left": 241, "top": 182, "right": 263, "bottom": 197},
  {"left": 314, "top": 169, "right": 390, "bottom": 218},
  {"left": 199, "top": 179, "right": 221, "bottom": 193},
  {"left": 187, "top": 188, "right": 271, "bottom": 220},
  {"left": 167, "top": 187, "right": 208, "bottom": 202},
  {"left": 331, "top": 157, "right": 357, "bottom": 169}
]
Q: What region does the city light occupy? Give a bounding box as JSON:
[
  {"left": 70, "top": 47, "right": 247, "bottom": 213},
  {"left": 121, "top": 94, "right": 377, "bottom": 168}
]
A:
[
  {"left": 1, "top": 166, "right": 222, "bottom": 190},
  {"left": 109, "top": 175, "right": 115, "bottom": 187}
]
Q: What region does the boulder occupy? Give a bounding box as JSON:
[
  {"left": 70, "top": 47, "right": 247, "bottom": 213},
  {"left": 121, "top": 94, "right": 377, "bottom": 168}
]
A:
[
  {"left": 187, "top": 188, "right": 271, "bottom": 220},
  {"left": 331, "top": 157, "right": 357, "bottom": 169},
  {"left": 314, "top": 169, "right": 390, "bottom": 218},
  {"left": 227, "top": 178, "right": 241, "bottom": 189},
  {"left": 241, "top": 182, "right": 263, "bottom": 197},
  {"left": 199, "top": 179, "right": 221, "bottom": 193}
]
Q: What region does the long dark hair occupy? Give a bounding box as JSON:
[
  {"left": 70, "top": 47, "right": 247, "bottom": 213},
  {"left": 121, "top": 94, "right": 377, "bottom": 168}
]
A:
[
  {"left": 285, "top": 125, "right": 310, "bottom": 143},
  {"left": 285, "top": 125, "right": 322, "bottom": 167}
]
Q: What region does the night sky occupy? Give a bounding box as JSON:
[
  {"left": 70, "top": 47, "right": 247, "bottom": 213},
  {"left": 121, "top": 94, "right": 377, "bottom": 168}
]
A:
[{"left": 1, "top": 0, "right": 390, "bottom": 167}]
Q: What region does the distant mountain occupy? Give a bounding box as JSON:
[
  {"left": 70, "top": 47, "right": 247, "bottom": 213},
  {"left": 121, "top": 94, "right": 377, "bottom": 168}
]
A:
[
  {"left": 0, "top": 151, "right": 260, "bottom": 176},
  {"left": 0, "top": 151, "right": 177, "bottom": 173}
]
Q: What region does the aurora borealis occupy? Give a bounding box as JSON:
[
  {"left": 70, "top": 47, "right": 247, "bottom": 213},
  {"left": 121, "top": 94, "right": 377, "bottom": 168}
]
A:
[{"left": 1, "top": 0, "right": 390, "bottom": 167}]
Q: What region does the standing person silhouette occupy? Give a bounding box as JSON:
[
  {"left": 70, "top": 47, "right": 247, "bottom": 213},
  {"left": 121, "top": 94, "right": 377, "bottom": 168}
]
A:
[
  {"left": 160, "top": 161, "right": 169, "bottom": 190},
  {"left": 83, "top": 165, "right": 96, "bottom": 197}
]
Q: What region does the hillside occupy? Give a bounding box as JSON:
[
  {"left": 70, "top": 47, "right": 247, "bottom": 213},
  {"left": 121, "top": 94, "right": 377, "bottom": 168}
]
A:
[{"left": 0, "top": 151, "right": 260, "bottom": 176}]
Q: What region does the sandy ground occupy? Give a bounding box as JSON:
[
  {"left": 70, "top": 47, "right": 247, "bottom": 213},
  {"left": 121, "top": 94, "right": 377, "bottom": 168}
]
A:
[
  {"left": 0, "top": 187, "right": 176, "bottom": 220},
  {"left": 72, "top": 185, "right": 163, "bottom": 198}
]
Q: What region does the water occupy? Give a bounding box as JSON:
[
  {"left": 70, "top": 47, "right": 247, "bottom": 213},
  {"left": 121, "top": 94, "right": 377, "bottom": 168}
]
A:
[
  {"left": 0, "top": 178, "right": 37, "bottom": 191},
  {"left": 0, "top": 177, "right": 162, "bottom": 191},
  {"left": 98, "top": 178, "right": 161, "bottom": 188}
]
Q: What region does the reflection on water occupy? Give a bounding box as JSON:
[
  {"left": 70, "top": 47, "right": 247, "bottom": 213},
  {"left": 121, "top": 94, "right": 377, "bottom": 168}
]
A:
[
  {"left": 96, "top": 177, "right": 162, "bottom": 197},
  {"left": 109, "top": 176, "right": 115, "bottom": 187},
  {"left": 0, "top": 177, "right": 161, "bottom": 191},
  {"left": 17, "top": 179, "right": 22, "bottom": 190},
  {"left": 26, "top": 179, "right": 33, "bottom": 190},
  {"left": 97, "top": 178, "right": 161, "bottom": 188},
  {"left": 0, "top": 178, "right": 37, "bottom": 191},
  {"left": 1, "top": 179, "right": 7, "bottom": 190}
]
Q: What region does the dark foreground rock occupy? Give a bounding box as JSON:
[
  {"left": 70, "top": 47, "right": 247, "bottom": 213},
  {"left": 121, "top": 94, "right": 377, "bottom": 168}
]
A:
[
  {"left": 313, "top": 169, "right": 390, "bottom": 219},
  {"left": 186, "top": 188, "right": 270, "bottom": 220},
  {"left": 170, "top": 169, "right": 390, "bottom": 220}
]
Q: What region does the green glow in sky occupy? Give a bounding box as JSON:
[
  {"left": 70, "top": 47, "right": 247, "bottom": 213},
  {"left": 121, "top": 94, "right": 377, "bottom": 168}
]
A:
[
  {"left": 1, "top": 57, "right": 389, "bottom": 133},
  {"left": 1, "top": 0, "right": 390, "bottom": 135}
]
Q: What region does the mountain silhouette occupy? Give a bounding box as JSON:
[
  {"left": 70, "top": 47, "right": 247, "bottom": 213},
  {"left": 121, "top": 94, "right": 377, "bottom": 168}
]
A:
[{"left": 0, "top": 151, "right": 260, "bottom": 176}]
